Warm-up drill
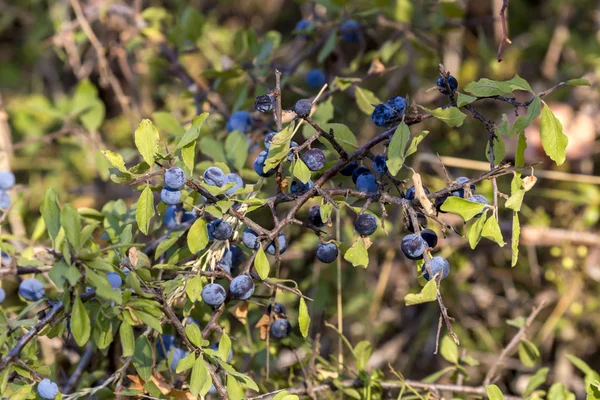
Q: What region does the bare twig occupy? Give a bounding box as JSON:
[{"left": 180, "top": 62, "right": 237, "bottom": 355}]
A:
[{"left": 497, "top": 0, "right": 512, "bottom": 62}]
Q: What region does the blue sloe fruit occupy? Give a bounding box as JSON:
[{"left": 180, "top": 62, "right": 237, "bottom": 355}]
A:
[
  {"left": 0, "top": 171, "right": 15, "bottom": 190},
  {"left": 373, "top": 155, "right": 388, "bottom": 174},
  {"left": 307, "top": 205, "right": 326, "bottom": 227},
  {"left": 295, "top": 19, "right": 313, "bottom": 38},
  {"left": 354, "top": 214, "right": 378, "bottom": 236},
  {"left": 169, "top": 347, "right": 189, "bottom": 371},
  {"left": 164, "top": 167, "right": 186, "bottom": 190},
  {"left": 270, "top": 319, "right": 292, "bottom": 339},
  {"left": 255, "top": 94, "right": 273, "bottom": 113},
  {"left": 203, "top": 167, "right": 225, "bottom": 187},
  {"left": 437, "top": 74, "right": 458, "bottom": 95},
  {"left": 401, "top": 234, "right": 427, "bottom": 260},
  {"left": 452, "top": 177, "right": 475, "bottom": 198},
  {"left": 267, "top": 302, "right": 286, "bottom": 316},
  {"left": 420, "top": 229, "right": 438, "bottom": 248},
  {"left": 201, "top": 283, "right": 227, "bottom": 307},
  {"left": 223, "top": 173, "right": 243, "bottom": 195},
  {"left": 302, "top": 148, "right": 326, "bottom": 171},
  {"left": 0, "top": 288, "right": 5, "bottom": 304},
  {"left": 242, "top": 228, "right": 259, "bottom": 249},
  {"left": 340, "top": 161, "right": 358, "bottom": 176},
  {"left": 290, "top": 179, "right": 313, "bottom": 194},
  {"left": 254, "top": 150, "right": 277, "bottom": 177},
  {"left": 266, "top": 233, "right": 287, "bottom": 255},
  {"left": 371, "top": 103, "right": 396, "bottom": 127},
  {"left": 316, "top": 242, "right": 338, "bottom": 263},
  {"left": 163, "top": 205, "right": 179, "bottom": 230},
  {"left": 107, "top": 272, "right": 122, "bottom": 289},
  {"left": 229, "top": 275, "right": 254, "bottom": 300},
  {"left": 264, "top": 132, "right": 277, "bottom": 149},
  {"left": 404, "top": 185, "right": 430, "bottom": 201},
  {"left": 157, "top": 334, "right": 176, "bottom": 359},
  {"left": 287, "top": 141, "right": 299, "bottom": 162},
  {"left": 356, "top": 173, "right": 378, "bottom": 193},
  {"left": 352, "top": 166, "right": 371, "bottom": 183},
  {"left": 226, "top": 111, "right": 252, "bottom": 133},
  {"left": 386, "top": 96, "right": 407, "bottom": 115},
  {"left": 160, "top": 187, "right": 181, "bottom": 205},
  {"left": 422, "top": 256, "right": 450, "bottom": 280},
  {"left": 306, "top": 69, "right": 327, "bottom": 89},
  {"left": 340, "top": 19, "right": 360, "bottom": 42},
  {"left": 37, "top": 378, "right": 59, "bottom": 399},
  {"left": 210, "top": 219, "right": 233, "bottom": 241},
  {"left": 294, "top": 99, "right": 312, "bottom": 117},
  {"left": 0, "top": 191, "right": 10, "bottom": 209},
  {"left": 19, "top": 278, "right": 45, "bottom": 301}
]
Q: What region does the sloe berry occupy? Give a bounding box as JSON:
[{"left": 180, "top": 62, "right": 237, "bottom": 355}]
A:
[
  {"left": 422, "top": 256, "right": 450, "bottom": 280},
  {"left": 0, "top": 171, "right": 15, "bottom": 190},
  {"left": 302, "top": 148, "right": 326, "bottom": 171},
  {"left": 169, "top": 347, "right": 189, "bottom": 371},
  {"left": 294, "top": 99, "right": 312, "bottom": 117},
  {"left": 201, "top": 283, "right": 227, "bottom": 307},
  {"left": 0, "top": 191, "right": 10, "bottom": 209},
  {"left": 340, "top": 19, "right": 360, "bottom": 42},
  {"left": 373, "top": 155, "right": 388, "bottom": 174},
  {"left": 404, "top": 185, "right": 430, "bottom": 201},
  {"left": 255, "top": 94, "right": 273, "bottom": 113},
  {"left": 242, "top": 228, "right": 259, "bottom": 250},
  {"left": 203, "top": 167, "right": 225, "bottom": 187},
  {"left": 107, "top": 272, "right": 122, "bottom": 289},
  {"left": 164, "top": 167, "right": 186, "bottom": 190},
  {"left": 316, "top": 242, "right": 338, "bottom": 263},
  {"left": 468, "top": 194, "right": 489, "bottom": 217},
  {"left": 340, "top": 161, "right": 358, "bottom": 176},
  {"left": 160, "top": 187, "right": 181, "bottom": 205},
  {"left": 157, "top": 334, "right": 176, "bottom": 359},
  {"left": 352, "top": 166, "right": 371, "bottom": 183},
  {"left": 226, "top": 111, "right": 252, "bottom": 133},
  {"left": 371, "top": 104, "right": 396, "bottom": 127},
  {"left": 420, "top": 229, "right": 438, "bottom": 248},
  {"left": 401, "top": 234, "right": 427, "bottom": 260},
  {"left": 306, "top": 69, "right": 327, "bottom": 89},
  {"left": 0, "top": 287, "right": 5, "bottom": 304},
  {"left": 295, "top": 19, "right": 313, "bottom": 39},
  {"left": 286, "top": 141, "right": 299, "bottom": 162},
  {"left": 267, "top": 302, "right": 287, "bottom": 316},
  {"left": 437, "top": 74, "right": 458, "bottom": 95},
  {"left": 19, "top": 278, "right": 45, "bottom": 301},
  {"left": 266, "top": 233, "right": 288, "bottom": 255},
  {"left": 210, "top": 219, "right": 233, "bottom": 241},
  {"left": 354, "top": 213, "right": 378, "bottom": 236},
  {"left": 264, "top": 132, "right": 277, "bottom": 149},
  {"left": 307, "top": 205, "right": 326, "bottom": 227},
  {"left": 229, "top": 275, "right": 255, "bottom": 300},
  {"left": 270, "top": 319, "right": 292, "bottom": 339},
  {"left": 290, "top": 179, "right": 313, "bottom": 194},
  {"left": 452, "top": 177, "right": 475, "bottom": 198},
  {"left": 37, "top": 379, "right": 59, "bottom": 400},
  {"left": 356, "top": 173, "right": 378, "bottom": 193},
  {"left": 254, "top": 150, "right": 277, "bottom": 177},
  {"left": 386, "top": 96, "right": 407, "bottom": 115},
  {"left": 223, "top": 173, "right": 244, "bottom": 195}
]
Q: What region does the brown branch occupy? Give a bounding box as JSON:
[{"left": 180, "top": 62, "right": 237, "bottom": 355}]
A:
[{"left": 497, "top": 0, "right": 512, "bottom": 62}]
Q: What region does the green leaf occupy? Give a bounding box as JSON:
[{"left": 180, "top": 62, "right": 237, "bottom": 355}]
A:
[
  {"left": 548, "top": 383, "right": 576, "bottom": 400},
  {"left": 61, "top": 204, "right": 81, "bottom": 249},
  {"left": 136, "top": 186, "right": 155, "bottom": 235},
  {"left": 355, "top": 87, "right": 381, "bottom": 115},
  {"left": 292, "top": 159, "right": 311, "bottom": 184},
  {"left": 199, "top": 137, "right": 226, "bottom": 162},
  {"left": 540, "top": 104, "right": 568, "bottom": 166},
  {"left": 485, "top": 135, "right": 506, "bottom": 167},
  {"left": 155, "top": 230, "right": 185, "bottom": 259},
  {"left": 119, "top": 321, "right": 135, "bottom": 357},
  {"left": 101, "top": 150, "right": 128, "bottom": 173},
  {"left": 153, "top": 111, "right": 185, "bottom": 136},
  {"left": 567, "top": 78, "right": 591, "bottom": 86},
  {"left": 299, "top": 297, "right": 310, "bottom": 338},
  {"left": 482, "top": 215, "right": 505, "bottom": 247},
  {"left": 218, "top": 333, "right": 231, "bottom": 362},
  {"left": 176, "top": 352, "right": 196, "bottom": 373},
  {"left": 185, "top": 275, "right": 203, "bottom": 302},
  {"left": 511, "top": 212, "right": 520, "bottom": 267},
  {"left": 134, "top": 119, "right": 160, "bottom": 166},
  {"left": 566, "top": 354, "right": 594, "bottom": 375},
  {"left": 133, "top": 336, "right": 153, "bottom": 381},
  {"left": 353, "top": 341, "right": 372, "bottom": 371},
  {"left": 185, "top": 323, "right": 203, "bottom": 347},
  {"left": 420, "top": 106, "right": 467, "bottom": 127},
  {"left": 456, "top": 92, "right": 477, "bottom": 107},
  {"left": 71, "top": 295, "right": 91, "bottom": 346},
  {"left": 41, "top": 188, "right": 61, "bottom": 242},
  {"left": 440, "top": 335, "right": 459, "bottom": 364},
  {"left": 486, "top": 384, "right": 504, "bottom": 400},
  {"left": 131, "top": 310, "right": 163, "bottom": 333},
  {"left": 505, "top": 174, "right": 525, "bottom": 211},
  {"left": 468, "top": 212, "right": 488, "bottom": 249},
  {"left": 512, "top": 96, "right": 541, "bottom": 136},
  {"left": 320, "top": 203, "right": 334, "bottom": 224},
  {"left": 404, "top": 279, "right": 437, "bottom": 306},
  {"left": 523, "top": 367, "right": 549, "bottom": 397},
  {"left": 264, "top": 124, "right": 295, "bottom": 171},
  {"left": 465, "top": 75, "right": 532, "bottom": 97},
  {"left": 190, "top": 356, "right": 211, "bottom": 396},
  {"left": 387, "top": 122, "right": 411, "bottom": 175},
  {"left": 187, "top": 218, "right": 209, "bottom": 253},
  {"left": 518, "top": 339, "right": 540, "bottom": 367},
  {"left": 254, "top": 245, "right": 270, "bottom": 280},
  {"left": 344, "top": 239, "right": 369, "bottom": 268},
  {"left": 332, "top": 77, "right": 361, "bottom": 91},
  {"left": 506, "top": 316, "right": 526, "bottom": 328},
  {"left": 318, "top": 29, "right": 337, "bottom": 63},
  {"left": 515, "top": 132, "right": 527, "bottom": 168},
  {"left": 273, "top": 391, "right": 300, "bottom": 400},
  {"left": 321, "top": 123, "right": 358, "bottom": 153},
  {"left": 225, "top": 130, "right": 249, "bottom": 171},
  {"left": 440, "top": 196, "right": 488, "bottom": 221},
  {"left": 178, "top": 113, "right": 208, "bottom": 148},
  {"left": 181, "top": 141, "right": 195, "bottom": 172},
  {"left": 404, "top": 130, "right": 429, "bottom": 159}
]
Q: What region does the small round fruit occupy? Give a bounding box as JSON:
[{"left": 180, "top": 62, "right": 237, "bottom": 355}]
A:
[
  {"left": 203, "top": 167, "right": 225, "bottom": 187},
  {"left": 226, "top": 111, "right": 252, "bottom": 133},
  {"left": 161, "top": 187, "right": 181, "bottom": 205},
  {"left": 37, "top": 378, "right": 59, "bottom": 400},
  {"left": 294, "top": 99, "right": 312, "bottom": 117},
  {"left": 0, "top": 171, "right": 15, "bottom": 190},
  {"left": 404, "top": 185, "right": 430, "bottom": 201},
  {"left": 169, "top": 347, "right": 189, "bottom": 371},
  {"left": 356, "top": 173, "right": 377, "bottom": 193},
  {"left": 340, "top": 161, "right": 358, "bottom": 176},
  {"left": 316, "top": 242, "right": 338, "bottom": 263},
  {"left": 340, "top": 19, "right": 360, "bottom": 42},
  {"left": 420, "top": 229, "right": 438, "bottom": 248},
  {"left": 286, "top": 141, "right": 299, "bottom": 162},
  {"left": 352, "top": 166, "right": 371, "bottom": 184},
  {"left": 266, "top": 233, "right": 288, "bottom": 255},
  {"left": 371, "top": 103, "right": 396, "bottom": 127},
  {"left": 452, "top": 176, "right": 475, "bottom": 198},
  {"left": 422, "top": 256, "right": 450, "bottom": 280},
  {"left": 164, "top": 167, "right": 186, "bottom": 190},
  {"left": 0, "top": 287, "right": 5, "bottom": 304},
  {"left": 157, "top": 334, "right": 176, "bottom": 359},
  {"left": 302, "top": 148, "right": 326, "bottom": 171},
  {"left": 201, "top": 283, "right": 227, "bottom": 307},
  {"left": 264, "top": 132, "right": 277, "bottom": 149},
  {"left": 373, "top": 155, "right": 388, "bottom": 174},
  {"left": 229, "top": 275, "right": 255, "bottom": 300},
  {"left": 254, "top": 150, "right": 277, "bottom": 177},
  {"left": 401, "top": 234, "right": 427, "bottom": 260},
  {"left": 19, "top": 278, "right": 45, "bottom": 301},
  {"left": 210, "top": 219, "right": 233, "bottom": 241},
  {"left": 107, "top": 272, "right": 122, "bottom": 289},
  {"left": 295, "top": 19, "right": 313, "bottom": 39},
  {"left": 290, "top": 179, "right": 313, "bottom": 194},
  {"left": 0, "top": 191, "right": 10, "bottom": 209},
  {"left": 306, "top": 69, "right": 327, "bottom": 89},
  {"left": 270, "top": 319, "right": 292, "bottom": 339},
  {"left": 354, "top": 214, "right": 378, "bottom": 236},
  {"left": 223, "top": 173, "right": 244, "bottom": 195},
  {"left": 307, "top": 205, "right": 326, "bottom": 227},
  {"left": 242, "top": 228, "right": 259, "bottom": 250},
  {"left": 437, "top": 74, "right": 458, "bottom": 95},
  {"left": 267, "top": 302, "right": 286, "bottom": 316},
  {"left": 255, "top": 94, "right": 273, "bottom": 113},
  {"left": 163, "top": 205, "right": 179, "bottom": 230},
  {"left": 386, "top": 96, "right": 407, "bottom": 115}
]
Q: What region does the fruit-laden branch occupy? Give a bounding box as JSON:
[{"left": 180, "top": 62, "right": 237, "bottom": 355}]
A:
[{"left": 247, "top": 378, "right": 525, "bottom": 400}]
